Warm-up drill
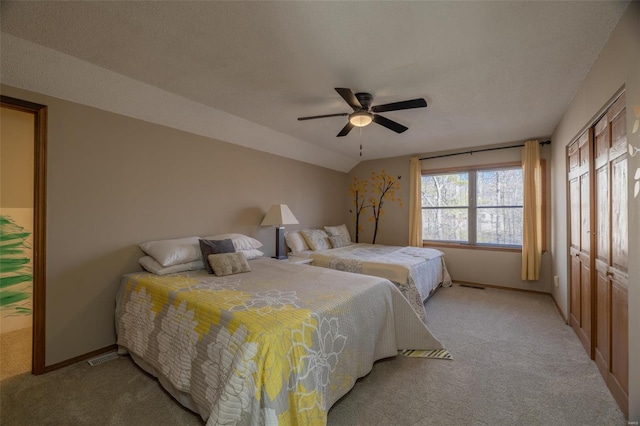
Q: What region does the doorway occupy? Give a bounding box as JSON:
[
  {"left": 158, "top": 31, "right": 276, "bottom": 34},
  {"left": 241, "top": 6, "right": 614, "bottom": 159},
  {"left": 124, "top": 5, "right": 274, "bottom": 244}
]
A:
[{"left": 0, "top": 95, "right": 47, "bottom": 376}]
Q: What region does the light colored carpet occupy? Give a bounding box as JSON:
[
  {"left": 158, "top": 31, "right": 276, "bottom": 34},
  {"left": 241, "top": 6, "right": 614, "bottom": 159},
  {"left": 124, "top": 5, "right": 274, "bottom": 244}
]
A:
[
  {"left": 328, "top": 284, "right": 626, "bottom": 425},
  {"left": 0, "top": 327, "right": 31, "bottom": 381},
  {"left": 0, "top": 285, "right": 626, "bottom": 425}
]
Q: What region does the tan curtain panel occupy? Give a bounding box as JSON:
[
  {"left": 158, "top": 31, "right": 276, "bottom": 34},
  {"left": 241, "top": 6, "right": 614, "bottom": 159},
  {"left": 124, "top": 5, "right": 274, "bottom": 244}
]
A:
[
  {"left": 409, "top": 157, "right": 423, "bottom": 247},
  {"left": 521, "top": 140, "right": 542, "bottom": 280}
]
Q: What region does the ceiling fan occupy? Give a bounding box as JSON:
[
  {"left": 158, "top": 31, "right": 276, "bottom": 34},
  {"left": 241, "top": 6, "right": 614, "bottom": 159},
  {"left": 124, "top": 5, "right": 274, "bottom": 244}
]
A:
[{"left": 297, "top": 88, "right": 427, "bottom": 137}]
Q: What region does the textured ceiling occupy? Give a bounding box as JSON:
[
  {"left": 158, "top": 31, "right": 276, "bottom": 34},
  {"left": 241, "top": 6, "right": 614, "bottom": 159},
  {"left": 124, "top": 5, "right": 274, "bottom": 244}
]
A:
[{"left": 0, "top": 1, "right": 629, "bottom": 171}]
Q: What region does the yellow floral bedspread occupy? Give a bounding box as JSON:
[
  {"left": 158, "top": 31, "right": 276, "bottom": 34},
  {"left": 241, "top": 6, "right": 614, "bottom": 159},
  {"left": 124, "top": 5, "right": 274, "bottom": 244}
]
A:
[{"left": 115, "top": 258, "right": 443, "bottom": 425}]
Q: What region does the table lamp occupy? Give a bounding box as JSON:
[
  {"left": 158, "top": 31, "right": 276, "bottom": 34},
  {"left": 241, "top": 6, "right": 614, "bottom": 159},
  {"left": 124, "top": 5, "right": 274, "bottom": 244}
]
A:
[{"left": 260, "top": 204, "right": 299, "bottom": 259}]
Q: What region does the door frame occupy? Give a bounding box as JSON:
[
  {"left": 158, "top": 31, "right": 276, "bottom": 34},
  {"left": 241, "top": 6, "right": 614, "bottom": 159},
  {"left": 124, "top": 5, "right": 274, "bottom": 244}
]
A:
[{"left": 1, "top": 95, "right": 47, "bottom": 375}]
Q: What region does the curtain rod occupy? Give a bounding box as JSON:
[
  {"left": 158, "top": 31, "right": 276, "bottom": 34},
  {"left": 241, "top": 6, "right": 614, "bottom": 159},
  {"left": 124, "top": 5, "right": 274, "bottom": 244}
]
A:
[{"left": 419, "top": 140, "right": 551, "bottom": 161}]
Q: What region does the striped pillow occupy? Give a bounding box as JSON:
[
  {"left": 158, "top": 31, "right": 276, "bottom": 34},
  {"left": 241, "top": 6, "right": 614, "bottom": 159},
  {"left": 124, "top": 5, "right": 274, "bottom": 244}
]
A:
[{"left": 207, "top": 252, "right": 251, "bottom": 276}]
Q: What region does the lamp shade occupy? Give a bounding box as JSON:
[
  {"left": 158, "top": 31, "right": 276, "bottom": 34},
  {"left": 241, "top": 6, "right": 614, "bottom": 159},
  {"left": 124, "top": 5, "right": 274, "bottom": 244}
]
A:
[{"left": 260, "top": 204, "right": 299, "bottom": 226}]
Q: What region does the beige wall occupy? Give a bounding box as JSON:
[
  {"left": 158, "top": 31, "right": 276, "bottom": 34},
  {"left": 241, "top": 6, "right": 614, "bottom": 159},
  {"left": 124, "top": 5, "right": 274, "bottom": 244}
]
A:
[
  {"left": 348, "top": 142, "right": 553, "bottom": 293},
  {"left": 1, "top": 107, "right": 34, "bottom": 208},
  {"left": 550, "top": 3, "right": 639, "bottom": 419},
  {"left": 0, "top": 85, "right": 348, "bottom": 366}
]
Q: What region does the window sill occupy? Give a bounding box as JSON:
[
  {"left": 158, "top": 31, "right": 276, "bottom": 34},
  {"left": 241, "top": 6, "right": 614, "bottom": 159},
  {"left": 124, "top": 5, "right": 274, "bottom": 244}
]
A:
[{"left": 422, "top": 241, "right": 522, "bottom": 253}]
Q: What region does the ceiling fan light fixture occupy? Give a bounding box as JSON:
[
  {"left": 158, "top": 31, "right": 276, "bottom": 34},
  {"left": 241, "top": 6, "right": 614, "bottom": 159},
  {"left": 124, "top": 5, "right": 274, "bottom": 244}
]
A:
[{"left": 349, "top": 111, "right": 373, "bottom": 127}]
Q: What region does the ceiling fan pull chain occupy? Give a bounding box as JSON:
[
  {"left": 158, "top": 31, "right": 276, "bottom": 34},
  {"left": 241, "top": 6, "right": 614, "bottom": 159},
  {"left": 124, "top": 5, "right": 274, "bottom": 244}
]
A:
[{"left": 360, "top": 143, "right": 363, "bottom": 157}]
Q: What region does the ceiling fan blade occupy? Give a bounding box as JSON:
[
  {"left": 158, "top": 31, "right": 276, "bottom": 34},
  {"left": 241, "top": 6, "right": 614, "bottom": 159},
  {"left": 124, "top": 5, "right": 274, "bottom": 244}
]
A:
[
  {"left": 373, "top": 114, "right": 408, "bottom": 133},
  {"left": 337, "top": 122, "right": 354, "bottom": 137},
  {"left": 335, "top": 88, "right": 362, "bottom": 110},
  {"left": 298, "top": 113, "right": 348, "bottom": 121},
  {"left": 371, "top": 98, "right": 427, "bottom": 113}
]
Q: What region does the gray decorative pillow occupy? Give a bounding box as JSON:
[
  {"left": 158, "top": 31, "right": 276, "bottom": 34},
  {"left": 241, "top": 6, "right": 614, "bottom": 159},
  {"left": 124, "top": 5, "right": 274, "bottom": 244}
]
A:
[
  {"left": 207, "top": 252, "right": 251, "bottom": 276},
  {"left": 329, "top": 235, "right": 350, "bottom": 248},
  {"left": 199, "top": 238, "right": 235, "bottom": 273}
]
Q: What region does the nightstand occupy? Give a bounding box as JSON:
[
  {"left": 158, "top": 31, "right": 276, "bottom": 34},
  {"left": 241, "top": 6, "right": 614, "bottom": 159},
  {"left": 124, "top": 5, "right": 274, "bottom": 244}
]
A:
[{"left": 286, "top": 256, "right": 313, "bottom": 265}]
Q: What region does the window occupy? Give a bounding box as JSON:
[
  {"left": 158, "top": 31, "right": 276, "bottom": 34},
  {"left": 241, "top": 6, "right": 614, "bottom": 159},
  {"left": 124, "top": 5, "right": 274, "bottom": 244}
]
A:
[{"left": 421, "top": 163, "right": 527, "bottom": 249}]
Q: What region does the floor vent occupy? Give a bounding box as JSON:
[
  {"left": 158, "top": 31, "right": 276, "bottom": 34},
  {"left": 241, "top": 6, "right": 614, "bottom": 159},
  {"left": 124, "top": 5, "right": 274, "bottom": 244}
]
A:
[
  {"left": 459, "top": 284, "right": 485, "bottom": 290},
  {"left": 87, "top": 351, "right": 118, "bottom": 366}
]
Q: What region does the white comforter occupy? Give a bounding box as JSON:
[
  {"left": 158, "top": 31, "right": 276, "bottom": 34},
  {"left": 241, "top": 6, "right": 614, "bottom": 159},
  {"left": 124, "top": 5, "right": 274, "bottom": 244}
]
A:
[{"left": 300, "top": 244, "right": 452, "bottom": 321}]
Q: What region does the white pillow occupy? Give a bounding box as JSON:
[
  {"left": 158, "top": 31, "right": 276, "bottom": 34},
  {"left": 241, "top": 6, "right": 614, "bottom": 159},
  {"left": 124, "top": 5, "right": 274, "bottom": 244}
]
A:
[
  {"left": 324, "top": 224, "right": 351, "bottom": 245},
  {"left": 139, "top": 256, "right": 205, "bottom": 275},
  {"left": 202, "top": 233, "right": 263, "bottom": 251},
  {"left": 240, "top": 249, "right": 264, "bottom": 260},
  {"left": 300, "top": 229, "right": 332, "bottom": 251},
  {"left": 285, "top": 231, "right": 310, "bottom": 253},
  {"left": 139, "top": 236, "right": 202, "bottom": 267}
]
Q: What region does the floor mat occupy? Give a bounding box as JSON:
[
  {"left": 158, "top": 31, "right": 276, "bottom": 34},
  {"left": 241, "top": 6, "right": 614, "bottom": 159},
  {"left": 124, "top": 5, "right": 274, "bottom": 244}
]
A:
[{"left": 399, "top": 349, "right": 453, "bottom": 360}]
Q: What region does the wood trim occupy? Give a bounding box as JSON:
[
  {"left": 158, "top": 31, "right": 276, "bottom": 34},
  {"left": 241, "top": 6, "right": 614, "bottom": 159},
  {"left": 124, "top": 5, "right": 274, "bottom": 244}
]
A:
[
  {"left": 1, "top": 95, "right": 47, "bottom": 375},
  {"left": 44, "top": 344, "right": 118, "bottom": 373},
  {"left": 608, "top": 374, "right": 629, "bottom": 418},
  {"left": 421, "top": 161, "right": 521, "bottom": 175},
  {"left": 453, "top": 280, "right": 550, "bottom": 296},
  {"left": 32, "top": 103, "right": 47, "bottom": 375},
  {"left": 565, "top": 86, "right": 626, "bottom": 157},
  {"left": 607, "top": 92, "right": 626, "bottom": 122},
  {"left": 550, "top": 291, "right": 568, "bottom": 324},
  {"left": 568, "top": 140, "right": 579, "bottom": 156},
  {"left": 423, "top": 242, "right": 521, "bottom": 253},
  {"left": 595, "top": 114, "right": 608, "bottom": 138}
]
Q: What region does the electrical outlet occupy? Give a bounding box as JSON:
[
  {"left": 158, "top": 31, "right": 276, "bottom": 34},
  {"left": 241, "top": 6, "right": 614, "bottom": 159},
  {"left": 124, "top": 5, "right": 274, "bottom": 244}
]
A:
[{"left": 554, "top": 276, "right": 559, "bottom": 287}]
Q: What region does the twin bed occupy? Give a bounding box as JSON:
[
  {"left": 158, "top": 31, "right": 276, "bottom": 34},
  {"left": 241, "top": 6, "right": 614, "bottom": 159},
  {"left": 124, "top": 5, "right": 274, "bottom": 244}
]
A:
[
  {"left": 116, "top": 232, "right": 451, "bottom": 425},
  {"left": 290, "top": 243, "right": 451, "bottom": 322}
]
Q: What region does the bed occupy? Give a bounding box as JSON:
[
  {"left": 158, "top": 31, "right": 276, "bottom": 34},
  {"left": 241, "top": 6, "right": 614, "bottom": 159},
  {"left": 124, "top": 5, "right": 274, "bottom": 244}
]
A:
[
  {"left": 290, "top": 243, "right": 452, "bottom": 322},
  {"left": 115, "top": 257, "right": 444, "bottom": 425}
]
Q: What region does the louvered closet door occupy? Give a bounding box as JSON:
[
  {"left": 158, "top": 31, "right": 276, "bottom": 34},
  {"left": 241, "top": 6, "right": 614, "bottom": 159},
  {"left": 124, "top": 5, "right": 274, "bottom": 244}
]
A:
[{"left": 567, "top": 130, "right": 593, "bottom": 356}]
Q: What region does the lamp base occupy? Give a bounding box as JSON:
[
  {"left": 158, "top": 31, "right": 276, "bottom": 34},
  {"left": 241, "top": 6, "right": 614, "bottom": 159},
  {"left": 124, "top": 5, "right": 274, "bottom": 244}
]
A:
[{"left": 273, "top": 226, "right": 287, "bottom": 260}]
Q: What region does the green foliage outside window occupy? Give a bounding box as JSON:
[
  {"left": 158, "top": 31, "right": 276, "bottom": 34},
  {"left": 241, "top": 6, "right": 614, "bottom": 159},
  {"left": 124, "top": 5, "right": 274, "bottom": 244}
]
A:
[{"left": 422, "top": 167, "right": 523, "bottom": 247}]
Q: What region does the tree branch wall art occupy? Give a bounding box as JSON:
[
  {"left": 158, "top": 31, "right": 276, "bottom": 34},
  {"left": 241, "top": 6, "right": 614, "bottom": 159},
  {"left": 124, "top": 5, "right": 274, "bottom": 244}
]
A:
[
  {"left": 350, "top": 170, "right": 403, "bottom": 244},
  {"left": 348, "top": 177, "right": 370, "bottom": 243},
  {"left": 368, "top": 170, "right": 402, "bottom": 244}
]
